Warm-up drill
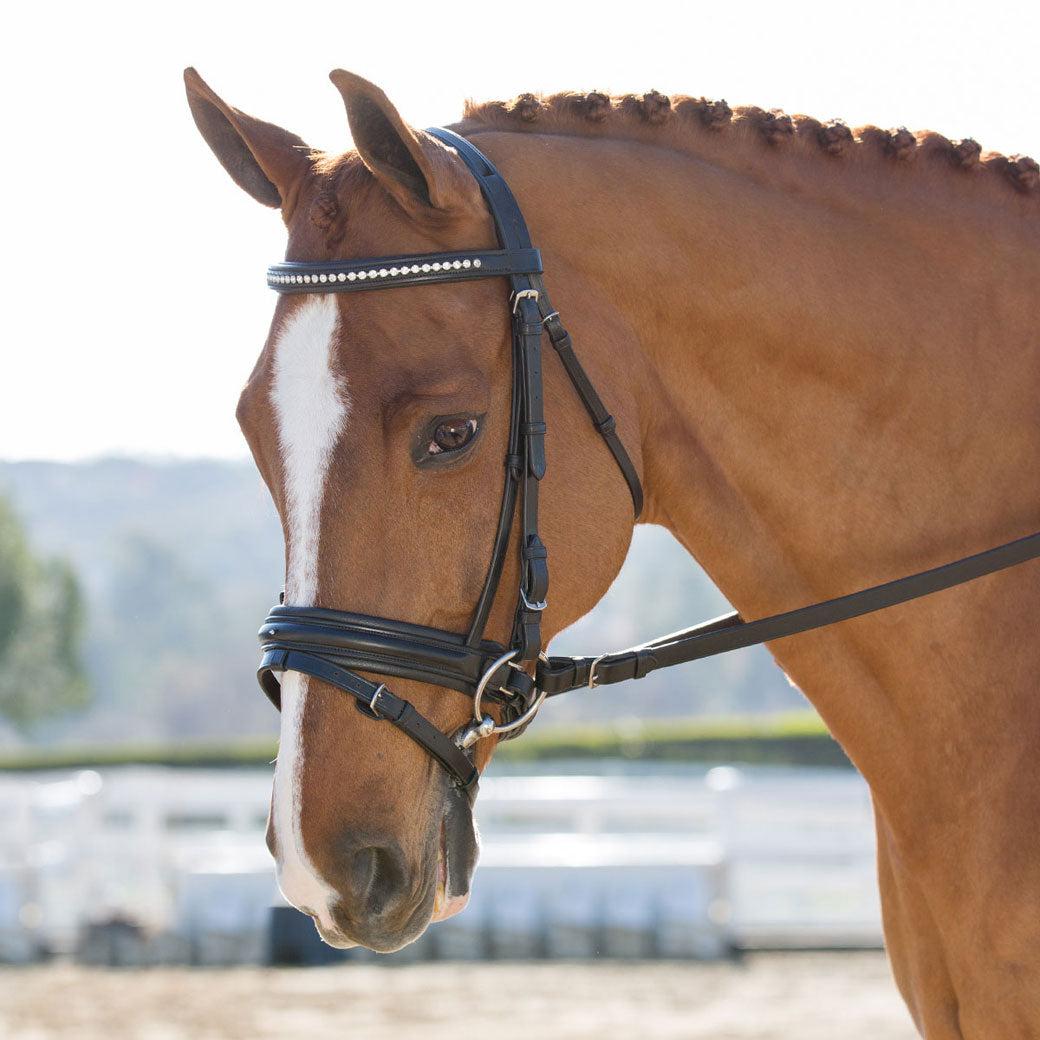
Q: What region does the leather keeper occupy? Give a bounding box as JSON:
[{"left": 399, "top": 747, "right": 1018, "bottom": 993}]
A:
[
  {"left": 522, "top": 539, "right": 549, "bottom": 605},
  {"left": 514, "top": 613, "right": 543, "bottom": 662},
  {"left": 527, "top": 438, "right": 546, "bottom": 481}
]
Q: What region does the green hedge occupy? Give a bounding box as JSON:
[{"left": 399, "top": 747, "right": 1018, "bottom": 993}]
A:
[
  {"left": 496, "top": 711, "right": 852, "bottom": 768},
  {"left": 0, "top": 712, "right": 851, "bottom": 772},
  {"left": 0, "top": 739, "right": 279, "bottom": 772}
]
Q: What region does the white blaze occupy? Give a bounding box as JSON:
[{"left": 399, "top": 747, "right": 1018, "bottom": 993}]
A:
[
  {"left": 272, "top": 295, "right": 349, "bottom": 606},
  {"left": 269, "top": 295, "right": 348, "bottom": 930}
]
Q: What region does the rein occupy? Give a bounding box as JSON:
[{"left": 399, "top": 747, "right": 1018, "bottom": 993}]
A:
[{"left": 257, "top": 128, "right": 1040, "bottom": 793}]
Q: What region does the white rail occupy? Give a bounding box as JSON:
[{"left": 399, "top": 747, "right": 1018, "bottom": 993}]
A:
[{"left": 0, "top": 763, "right": 881, "bottom": 962}]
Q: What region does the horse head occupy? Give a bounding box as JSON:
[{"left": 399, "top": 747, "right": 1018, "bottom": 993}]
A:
[{"left": 184, "top": 68, "right": 641, "bottom": 951}]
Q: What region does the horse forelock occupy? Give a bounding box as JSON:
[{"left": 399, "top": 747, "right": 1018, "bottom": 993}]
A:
[
  {"left": 462, "top": 91, "right": 1040, "bottom": 205},
  {"left": 295, "top": 156, "right": 373, "bottom": 253}
]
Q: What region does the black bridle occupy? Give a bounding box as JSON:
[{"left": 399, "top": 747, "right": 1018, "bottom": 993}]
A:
[{"left": 257, "top": 128, "right": 1040, "bottom": 794}]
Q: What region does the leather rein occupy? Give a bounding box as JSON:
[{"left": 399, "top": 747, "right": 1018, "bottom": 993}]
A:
[{"left": 257, "top": 127, "right": 1040, "bottom": 794}]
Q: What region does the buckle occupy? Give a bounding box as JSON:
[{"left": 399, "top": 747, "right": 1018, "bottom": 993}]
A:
[
  {"left": 519, "top": 585, "right": 547, "bottom": 613},
  {"left": 588, "top": 654, "right": 608, "bottom": 691},
  {"left": 511, "top": 288, "right": 539, "bottom": 314},
  {"left": 368, "top": 683, "right": 388, "bottom": 716}
]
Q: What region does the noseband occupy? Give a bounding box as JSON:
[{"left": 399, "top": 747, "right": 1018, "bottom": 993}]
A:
[{"left": 257, "top": 128, "right": 1040, "bottom": 795}]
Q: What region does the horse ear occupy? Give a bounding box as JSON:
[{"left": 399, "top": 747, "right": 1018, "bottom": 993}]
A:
[
  {"left": 184, "top": 67, "right": 313, "bottom": 210},
  {"left": 329, "top": 69, "right": 474, "bottom": 216}
]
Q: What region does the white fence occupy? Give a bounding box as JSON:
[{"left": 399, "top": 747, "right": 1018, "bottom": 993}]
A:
[{"left": 0, "top": 763, "right": 882, "bottom": 963}]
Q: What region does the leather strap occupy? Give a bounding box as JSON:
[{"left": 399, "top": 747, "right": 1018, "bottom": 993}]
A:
[
  {"left": 465, "top": 357, "right": 523, "bottom": 647},
  {"left": 513, "top": 294, "right": 548, "bottom": 659},
  {"left": 258, "top": 606, "right": 533, "bottom": 703},
  {"left": 536, "top": 529, "right": 1040, "bottom": 695},
  {"left": 534, "top": 282, "right": 644, "bottom": 519},
  {"left": 427, "top": 129, "right": 555, "bottom": 662},
  {"left": 259, "top": 648, "right": 479, "bottom": 792},
  {"left": 268, "top": 248, "right": 542, "bottom": 294},
  {"left": 426, "top": 130, "right": 533, "bottom": 253},
  {"left": 425, "top": 129, "right": 643, "bottom": 520}
]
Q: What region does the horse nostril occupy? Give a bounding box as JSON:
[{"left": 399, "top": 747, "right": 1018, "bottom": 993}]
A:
[
  {"left": 348, "top": 844, "right": 407, "bottom": 916},
  {"left": 348, "top": 846, "right": 378, "bottom": 894}
]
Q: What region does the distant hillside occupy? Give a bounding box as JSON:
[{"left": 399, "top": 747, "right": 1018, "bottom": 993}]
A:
[{"left": 0, "top": 458, "right": 804, "bottom": 747}]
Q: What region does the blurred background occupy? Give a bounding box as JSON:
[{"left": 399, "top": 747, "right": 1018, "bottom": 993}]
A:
[{"left": 2, "top": 1, "right": 1035, "bottom": 1035}]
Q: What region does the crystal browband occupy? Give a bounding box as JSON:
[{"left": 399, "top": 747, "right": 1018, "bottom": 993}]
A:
[{"left": 267, "top": 248, "right": 543, "bottom": 294}]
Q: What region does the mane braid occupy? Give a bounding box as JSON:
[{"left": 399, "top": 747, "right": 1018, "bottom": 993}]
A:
[{"left": 462, "top": 91, "right": 1040, "bottom": 200}]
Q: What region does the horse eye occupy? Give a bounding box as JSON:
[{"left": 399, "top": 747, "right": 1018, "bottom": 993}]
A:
[{"left": 428, "top": 417, "right": 478, "bottom": 456}]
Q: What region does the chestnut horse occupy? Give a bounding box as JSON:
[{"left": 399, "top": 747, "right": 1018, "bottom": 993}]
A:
[{"left": 185, "top": 68, "right": 1040, "bottom": 1038}]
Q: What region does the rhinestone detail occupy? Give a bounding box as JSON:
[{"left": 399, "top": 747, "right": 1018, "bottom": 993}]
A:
[{"left": 267, "top": 254, "right": 510, "bottom": 291}]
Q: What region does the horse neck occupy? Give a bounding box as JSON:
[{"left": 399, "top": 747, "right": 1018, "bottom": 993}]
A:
[{"left": 486, "top": 126, "right": 1040, "bottom": 797}]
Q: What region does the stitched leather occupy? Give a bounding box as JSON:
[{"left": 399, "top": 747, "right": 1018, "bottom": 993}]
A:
[{"left": 259, "top": 607, "right": 519, "bottom": 698}]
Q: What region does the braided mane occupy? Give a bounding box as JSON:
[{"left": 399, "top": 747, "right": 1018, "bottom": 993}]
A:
[{"left": 462, "top": 91, "right": 1039, "bottom": 201}]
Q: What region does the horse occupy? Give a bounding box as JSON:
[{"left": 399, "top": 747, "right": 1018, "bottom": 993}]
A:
[{"left": 184, "top": 67, "right": 1040, "bottom": 1038}]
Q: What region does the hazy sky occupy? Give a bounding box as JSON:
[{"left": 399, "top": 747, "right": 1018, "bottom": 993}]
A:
[{"left": 5, "top": 0, "right": 1037, "bottom": 460}]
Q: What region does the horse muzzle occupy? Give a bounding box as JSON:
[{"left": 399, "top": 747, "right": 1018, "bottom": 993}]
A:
[{"left": 294, "top": 783, "right": 479, "bottom": 953}]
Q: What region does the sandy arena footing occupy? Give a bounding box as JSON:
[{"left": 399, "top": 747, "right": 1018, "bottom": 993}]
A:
[{"left": 0, "top": 951, "right": 919, "bottom": 1040}]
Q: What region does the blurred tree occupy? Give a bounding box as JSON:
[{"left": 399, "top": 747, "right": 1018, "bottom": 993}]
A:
[
  {"left": 0, "top": 495, "right": 89, "bottom": 727},
  {"left": 96, "top": 533, "right": 250, "bottom": 740}
]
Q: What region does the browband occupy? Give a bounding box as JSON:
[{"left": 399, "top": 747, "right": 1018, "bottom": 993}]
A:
[{"left": 267, "top": 248, "right": 542, "bottom": 293}]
